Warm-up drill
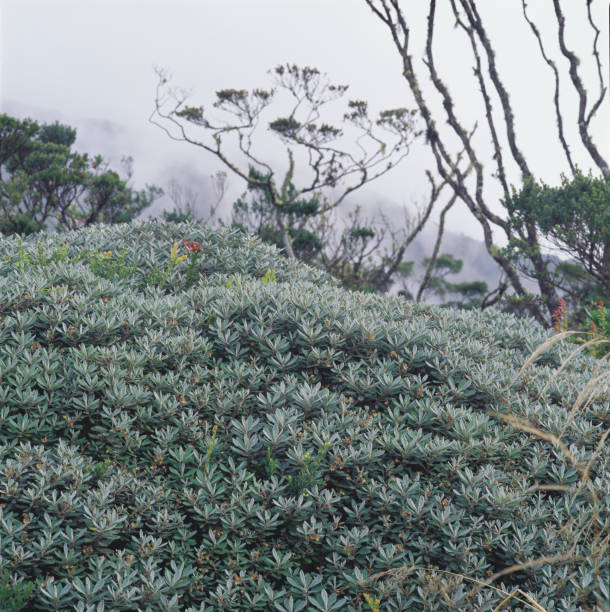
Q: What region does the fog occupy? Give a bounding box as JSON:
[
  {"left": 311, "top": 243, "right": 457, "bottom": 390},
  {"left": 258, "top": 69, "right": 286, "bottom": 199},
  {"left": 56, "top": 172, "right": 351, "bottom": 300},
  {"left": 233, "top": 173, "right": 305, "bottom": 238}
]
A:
[{"left": 1, "top": 0, "right": 608, "bottom": 288}]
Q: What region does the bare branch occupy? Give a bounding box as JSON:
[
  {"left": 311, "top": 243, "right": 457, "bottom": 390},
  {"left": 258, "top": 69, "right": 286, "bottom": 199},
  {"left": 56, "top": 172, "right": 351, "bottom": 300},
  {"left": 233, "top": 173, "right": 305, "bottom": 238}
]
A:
[
  {"left": 520, "top": 0, "right": 576, "bottom": 175},
  {"left": 416, "top": 195, "right": 458, "bottom": 302},
  {"left": 552, "top": 0, "right": 609, "bottom": 174},
  {"left": 584, "top": 0, "right": 607, "bottom": 129},
  {"left": 450, "top": 0, "right": 510, "bottom": 194},
  {"left": 459, "top": 0, "right": 532, "bottom": 179},
  {"left": 363, "top": 0, "right": 596, "bottom": 326}
]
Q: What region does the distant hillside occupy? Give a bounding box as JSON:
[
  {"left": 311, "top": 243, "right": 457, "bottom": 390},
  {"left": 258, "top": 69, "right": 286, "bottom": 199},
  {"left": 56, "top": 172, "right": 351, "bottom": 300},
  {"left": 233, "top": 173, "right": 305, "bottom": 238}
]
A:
[{"left": 389, "top": 225, "right": 503, "bottom": 298}]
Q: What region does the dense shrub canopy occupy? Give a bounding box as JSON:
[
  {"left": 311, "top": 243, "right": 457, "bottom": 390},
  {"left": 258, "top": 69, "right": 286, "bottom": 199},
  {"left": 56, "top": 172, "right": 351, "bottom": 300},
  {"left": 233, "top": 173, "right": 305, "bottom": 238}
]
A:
[{"left": 0, "top": 220, "right": 607, "bottom": 611}]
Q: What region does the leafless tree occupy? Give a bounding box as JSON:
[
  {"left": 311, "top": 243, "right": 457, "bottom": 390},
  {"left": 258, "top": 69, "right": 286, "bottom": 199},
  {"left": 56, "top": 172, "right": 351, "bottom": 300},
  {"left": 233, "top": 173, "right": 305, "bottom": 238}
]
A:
[{"left": 363, "top": 0, "right": 608, "bottom": 326}]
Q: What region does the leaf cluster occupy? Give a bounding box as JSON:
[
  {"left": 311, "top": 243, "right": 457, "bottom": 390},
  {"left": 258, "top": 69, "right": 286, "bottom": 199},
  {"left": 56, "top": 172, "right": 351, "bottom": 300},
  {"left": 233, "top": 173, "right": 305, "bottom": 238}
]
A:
[
  {"left": 0, "top": 114, "right": 161, "bottom": 237},
  {"left": 503, "top": 170, "right": 610, "bottom": 293},
  {"left": 0, "top": 221, "right": 606, "bottom": 610}
]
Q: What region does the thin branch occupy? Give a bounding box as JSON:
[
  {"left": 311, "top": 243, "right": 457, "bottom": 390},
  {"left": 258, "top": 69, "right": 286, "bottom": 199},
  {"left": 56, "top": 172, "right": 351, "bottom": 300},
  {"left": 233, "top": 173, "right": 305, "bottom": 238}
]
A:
[
  {"left": 461, "top": 0, "right": 532, "bottom": 179},
  {"left": 480, "top": 272, "right": 509, "bottom": 310},
  {"left": 552, "top": 0, "right": 608, "bottom": 174},
  {"left": 520, "top": 0, "right": 576, "bottom": 175},
  {"left": 584, "top": 0, "right": 607, "bottom": 129},
  {"left": 416, "top": 194, "right": 457, "bottom": 302},
  {"left": 450, "top": 0, "right": 510, "bottom": 195}
]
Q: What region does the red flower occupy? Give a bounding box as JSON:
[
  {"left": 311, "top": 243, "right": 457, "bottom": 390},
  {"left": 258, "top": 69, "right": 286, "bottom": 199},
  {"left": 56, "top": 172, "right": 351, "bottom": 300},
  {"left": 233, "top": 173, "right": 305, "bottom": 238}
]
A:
[
  {"left": 182, "top": 240, "right": 202, "bottom": 253},
  {"left": 551, "top": 299, "right": 567, "bottom": 333}
]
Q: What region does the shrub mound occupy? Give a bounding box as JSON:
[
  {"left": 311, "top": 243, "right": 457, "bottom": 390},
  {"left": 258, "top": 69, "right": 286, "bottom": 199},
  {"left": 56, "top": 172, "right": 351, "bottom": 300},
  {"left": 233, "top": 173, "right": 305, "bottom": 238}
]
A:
[{"left": 0, "top": 220, "right": 607, "bottom": 611}]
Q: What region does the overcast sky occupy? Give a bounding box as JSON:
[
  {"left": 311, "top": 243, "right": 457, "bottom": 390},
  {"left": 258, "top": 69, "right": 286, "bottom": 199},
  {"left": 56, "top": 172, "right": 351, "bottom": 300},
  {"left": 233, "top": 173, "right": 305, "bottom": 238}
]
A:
[{"left": 1, "top": 0, "right": 608, "bottom": 246}]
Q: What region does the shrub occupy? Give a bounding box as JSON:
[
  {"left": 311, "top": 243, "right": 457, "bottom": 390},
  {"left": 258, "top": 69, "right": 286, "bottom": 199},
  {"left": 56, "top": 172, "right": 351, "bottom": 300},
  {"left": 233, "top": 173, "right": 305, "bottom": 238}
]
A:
[
  {"left": 0, "top": 570, "right": 37, "bottom": 611},
  {"left": 0, "top": 220, "right": 607, "bottom": 610}
]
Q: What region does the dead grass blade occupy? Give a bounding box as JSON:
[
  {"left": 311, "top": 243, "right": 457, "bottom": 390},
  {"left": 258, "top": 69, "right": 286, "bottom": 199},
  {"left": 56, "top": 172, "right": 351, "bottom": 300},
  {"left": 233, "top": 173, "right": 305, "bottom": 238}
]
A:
[
  {"left": 560, "top": 369, "right": 610, "bottom": 436},
  {"left": 509, "top": 331, "right": 580, "bottom": 386},
  {"left": 466, "top": 554, "right": 583, "bottom": 604},
  {"left": 582, "top": 427, "right": 610, "bottom": 482},
  {"left": 368, "top": 565, "right": 548, "bottom": 611},
  {"left": 492, "top": 411, "right": 577, "bottom": 467},
  {"left": 537, "top": 335, "right": 608, "bottom": 399},
  {"left": 493, "top": 588, "right": 548, "bottom": 612}
]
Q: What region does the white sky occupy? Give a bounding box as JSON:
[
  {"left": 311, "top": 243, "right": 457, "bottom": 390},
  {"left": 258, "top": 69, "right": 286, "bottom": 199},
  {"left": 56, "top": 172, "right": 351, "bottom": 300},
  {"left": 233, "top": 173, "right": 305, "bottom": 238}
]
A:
[{"left": 1, "top": 0, "right": 608, "bottom": 246}]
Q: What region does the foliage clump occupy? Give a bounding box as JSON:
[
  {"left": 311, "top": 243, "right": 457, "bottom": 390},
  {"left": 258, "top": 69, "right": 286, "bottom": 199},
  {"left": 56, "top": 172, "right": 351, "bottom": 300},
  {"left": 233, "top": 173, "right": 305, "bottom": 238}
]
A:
[
  {"left": 0, "top": 114, "right": 161, "bottom": 237},
  {"left": 0, "top": 220, "right": 607, "bottom": 610}
]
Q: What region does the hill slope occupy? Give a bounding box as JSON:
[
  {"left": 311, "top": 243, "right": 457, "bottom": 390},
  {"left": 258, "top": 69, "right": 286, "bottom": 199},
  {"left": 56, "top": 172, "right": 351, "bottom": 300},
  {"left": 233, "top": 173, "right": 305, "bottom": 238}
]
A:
[{"left": 0, "top": 220, "right": 607, "bottom": 611}]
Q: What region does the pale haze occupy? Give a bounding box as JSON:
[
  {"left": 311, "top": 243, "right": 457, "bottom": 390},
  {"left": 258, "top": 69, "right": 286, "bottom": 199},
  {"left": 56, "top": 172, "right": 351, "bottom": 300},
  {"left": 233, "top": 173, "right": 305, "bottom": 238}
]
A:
[{"left": 1, "top": 0, "right": 608, "bottom": 251}]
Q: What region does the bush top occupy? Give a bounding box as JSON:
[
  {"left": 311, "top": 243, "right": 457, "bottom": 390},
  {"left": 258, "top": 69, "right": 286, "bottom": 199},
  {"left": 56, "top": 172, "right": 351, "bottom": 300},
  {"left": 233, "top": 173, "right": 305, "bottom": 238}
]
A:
[{"left": 0, "top": 220, "right": 607, "bottom": 611}]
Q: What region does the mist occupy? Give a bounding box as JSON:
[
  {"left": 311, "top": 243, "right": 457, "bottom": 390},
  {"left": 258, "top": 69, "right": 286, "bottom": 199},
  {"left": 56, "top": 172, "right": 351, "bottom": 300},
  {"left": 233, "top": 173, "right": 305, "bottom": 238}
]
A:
[{"left": 1, "top": 0, "right": 607, "bottom": 296}]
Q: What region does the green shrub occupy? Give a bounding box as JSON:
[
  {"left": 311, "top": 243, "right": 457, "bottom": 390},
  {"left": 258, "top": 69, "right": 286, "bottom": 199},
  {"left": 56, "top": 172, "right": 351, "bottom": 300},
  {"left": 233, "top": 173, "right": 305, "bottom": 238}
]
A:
[
  {"left": 0, "top": 220, "right": 607, "bottom": 610},
  {"left": 0, "top": 570, "right": 37, "bottom": 612}
]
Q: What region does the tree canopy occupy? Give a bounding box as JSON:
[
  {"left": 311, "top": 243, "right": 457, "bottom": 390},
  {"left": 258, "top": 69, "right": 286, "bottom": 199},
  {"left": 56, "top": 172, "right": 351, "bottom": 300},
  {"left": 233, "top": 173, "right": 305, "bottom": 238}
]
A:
[
  {"left": 504, "top": 170, "right": 610, "bottom": 294},
  {"left": 0, "top": 114, "right": 161, "bottom": 236},
  {"left": 150, "top": 63, "right": 430, "bottom": 261}
]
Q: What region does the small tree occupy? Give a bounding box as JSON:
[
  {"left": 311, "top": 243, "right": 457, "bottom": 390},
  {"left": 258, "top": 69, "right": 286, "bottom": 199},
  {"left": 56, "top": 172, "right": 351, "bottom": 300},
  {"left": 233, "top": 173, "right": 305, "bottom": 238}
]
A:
[
  {"left": 229, "top": 166, "right": 325, "bottom": 261},
  {"left": 229, "top": 165, "right": 450, "bottom": 293},
  {"left": 503, "top": 170, "right": 610, "bottom": 294},
  {"left": 397, "top": 252, "right": 489, "bottom": 309},
  {"left": 0, "top": 114, "right": 161, "bottom": 236},
  {"left": 150, "top": 63, "right": 425, "bottom": 261}
]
